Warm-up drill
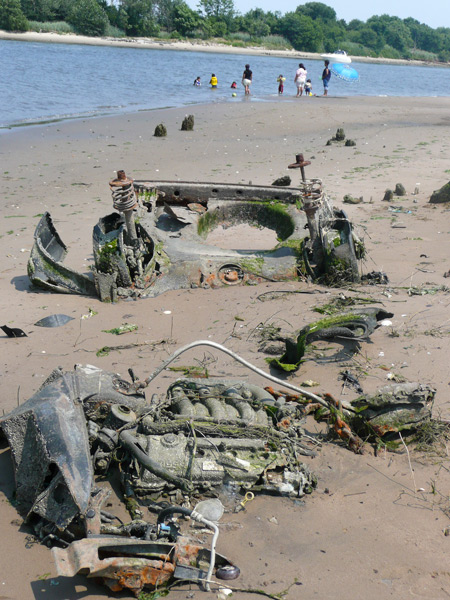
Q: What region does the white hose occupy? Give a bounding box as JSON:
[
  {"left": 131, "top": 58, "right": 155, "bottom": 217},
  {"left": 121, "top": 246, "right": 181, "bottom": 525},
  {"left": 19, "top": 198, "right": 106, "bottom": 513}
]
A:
[
  {"left": 133, "top": 339, "right": 329, "bottom": 409},
  {"left": 190, "top": 509, "right": 219, "bottom": 592}
]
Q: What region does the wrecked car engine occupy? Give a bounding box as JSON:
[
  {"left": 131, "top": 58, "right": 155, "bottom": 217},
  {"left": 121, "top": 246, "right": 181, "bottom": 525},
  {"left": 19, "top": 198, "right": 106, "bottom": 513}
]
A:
[
  {"left": 0, "top": 360, "right": 318, "bottom": 595},
  {"left": 27, "top": 160, "right": 365, "bottom": 302}
]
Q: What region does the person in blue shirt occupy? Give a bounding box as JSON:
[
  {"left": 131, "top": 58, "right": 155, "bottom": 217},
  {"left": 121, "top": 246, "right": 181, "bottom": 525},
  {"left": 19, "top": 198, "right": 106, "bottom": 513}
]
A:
[{"left": 322, "top": 60, "right": 331, "bottom": 96}]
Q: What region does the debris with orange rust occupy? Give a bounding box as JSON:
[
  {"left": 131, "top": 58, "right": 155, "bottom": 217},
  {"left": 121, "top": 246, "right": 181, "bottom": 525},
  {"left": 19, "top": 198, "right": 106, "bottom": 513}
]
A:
[
  {"left": 322, "top": 392, "right": 365, "bottom": 454},
  {"left": 53, "top": 533, "right": 239, "bottom": 596},
  {"left": 333, "top": 415, "right": 364, "bottom": 454}
]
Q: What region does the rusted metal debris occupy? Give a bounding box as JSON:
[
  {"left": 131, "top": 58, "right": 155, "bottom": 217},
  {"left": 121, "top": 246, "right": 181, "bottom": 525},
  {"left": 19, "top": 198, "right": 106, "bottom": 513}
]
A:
[
  {"left": 27, "top": 160, "right": 366, "bottom": 301},
  {"left": 53, "top": 531, "right": 238, "bottom": 595},
  {"left": 0, "top": 335, "right": 438, "bottom": 594},
  {"left": 0, "top": 358, "right": 317, "bottom": 595},
  {"left": 288, "top": 152, "right": 311, "bottom": 182}
]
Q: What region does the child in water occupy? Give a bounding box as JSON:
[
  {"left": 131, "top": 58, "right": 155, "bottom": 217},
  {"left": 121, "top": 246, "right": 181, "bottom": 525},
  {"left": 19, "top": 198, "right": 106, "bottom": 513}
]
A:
[
  {"left": 304, "top": 79, "right": 312, "bottom": 96},
  {"left": 231, "top": 81, "right": 237, "bottom": 89},
  {"left": 277, "top": 74, "right": 286, "bottom": 94},
  {"left": 193, "top": 76, "right": 201, "bottom": 86},
  {"left": 210, "top": 74, "right": 218, "bottom": 88}
]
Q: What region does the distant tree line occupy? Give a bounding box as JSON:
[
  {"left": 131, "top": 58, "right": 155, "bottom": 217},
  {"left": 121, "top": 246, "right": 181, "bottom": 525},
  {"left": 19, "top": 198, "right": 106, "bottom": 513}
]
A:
[{"left": 1, "top": 0, "right": 450, "bottom": 62}]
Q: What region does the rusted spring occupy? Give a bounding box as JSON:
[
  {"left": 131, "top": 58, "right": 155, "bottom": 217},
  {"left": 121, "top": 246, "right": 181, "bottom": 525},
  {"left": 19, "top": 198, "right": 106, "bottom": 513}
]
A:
[
  {"left": 299, "top": 182, "right": 323, "bottom": 201},
  {"left": 110, "top": 181, "right": 137, "bottom": 212}
]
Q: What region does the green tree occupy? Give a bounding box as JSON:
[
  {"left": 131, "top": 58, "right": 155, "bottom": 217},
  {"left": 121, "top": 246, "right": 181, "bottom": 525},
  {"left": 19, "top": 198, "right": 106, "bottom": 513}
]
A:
[
  {"left": 296, "top": 1, "right": 336, "bottom": 23},
  {"left": 20, "top": 0, "right": 54, "bottom": 20},
  {"left": 321, "top": 21, "right": 345, "bottom": 50},
  {"left": 241, "top": 8, "right": 278, "bottom": 37},
  {"left": 67, "top": 0, "right": 109, "bottom": 36},
  {"left": 172, "top": 0, "right": 199, "bottom": 35},
  {"left": 197, "top": 0, "right": 234, "bottom": 20},
  {"left": 249, "top": 19, "right": 270, "bottom": 38},
  {"left": 436, "top": 27, "right": 450, "bottom": 59},
  {"left": 50, "top": 0, "right": 72, "bottom": 20},
  {"left": 119, "top": 0, "right": 159, "bottom": 36},
  {"left": 404, "top": 18, "right": 441, "bottom": 54},
  {"left": 384, "top": 20, "right": 413, "bottom": 52},
  {"left": 367, "top": 15, "right": 414, "bottom": 54},
  {"left": 349, "top": 26, "right": 383, "bottom": 52},
  {"left": 347, "top": 18, "right": 364, "bottom": 31},
  {"left": 155, "top": 0, "right": 175, "bottom": 29},
  {"left": 279, "top": 11, "right": 322, "bottom": 51},
  {"left": 0, "top": 0, "right": 28, "bottom": 30}
]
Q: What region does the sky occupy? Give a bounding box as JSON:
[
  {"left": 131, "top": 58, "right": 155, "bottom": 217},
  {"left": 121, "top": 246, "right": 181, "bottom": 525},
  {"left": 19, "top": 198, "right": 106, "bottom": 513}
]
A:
[{"left": 188, "top": 0, "right": 446, "bottom": 29}]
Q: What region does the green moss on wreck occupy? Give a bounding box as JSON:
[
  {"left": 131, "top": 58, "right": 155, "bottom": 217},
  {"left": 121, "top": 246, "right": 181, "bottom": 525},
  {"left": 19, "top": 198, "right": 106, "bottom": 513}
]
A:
[
  {"left": 354, "top": 237, "right": 366, "bottom": 260},
  {"left": 240, "top": 256, "right": 265, "bottom": 275},
  {"left": 275, "top": 238, "right": 303, "bottom": 255},
  {"left": 27, "top": 260, "right": 35, "bottom": 278},
  {"left": 267, "top": 237, "right": 307, "bottom": 278},
  {"left": 30, "top": 256, "right": 72, "bottom": 282},
  {"left": 311, "top": 313, "right": 359, "bottom": 331},
  {"left": 197, "top": 200, "right": 295, "bottom": 241},
  {"left": 271, "top": 313, "right": 364, "bottom": 372},
  {"left": 197, "top": 210, "right": 220, "bottom": 237},
  {"left": 97, "top": 238, "right": 119, "bottom": 273},
  {"left": 321, "top": 255, "right": 354, "bottom": 287},
  {"left": 153, "top": 241, "right": 171, "bottom": 268}
]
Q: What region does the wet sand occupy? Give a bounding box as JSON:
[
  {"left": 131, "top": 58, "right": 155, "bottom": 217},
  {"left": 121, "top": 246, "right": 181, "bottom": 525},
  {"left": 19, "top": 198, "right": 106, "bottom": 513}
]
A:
[{"left": 1, "top": 97, "right": 450, "bottom": 599}]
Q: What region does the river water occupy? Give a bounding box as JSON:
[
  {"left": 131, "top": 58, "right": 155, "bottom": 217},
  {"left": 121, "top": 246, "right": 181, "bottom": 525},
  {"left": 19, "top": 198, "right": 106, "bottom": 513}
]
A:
[{"left": 1, "top": 38, "right": 450, "bottom": 128}]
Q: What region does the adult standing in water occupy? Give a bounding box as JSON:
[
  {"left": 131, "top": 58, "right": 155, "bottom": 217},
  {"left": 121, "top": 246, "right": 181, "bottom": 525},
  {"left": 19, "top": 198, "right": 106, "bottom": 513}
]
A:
[
  {"left": 294, "top": 63, "right": 307, "bottom": 97},
  {"left": 242, "top": 64, "right": 252, "bottom": 95},
  {"left": 322, "top": 60, "right": 331, "bottom": 96}
]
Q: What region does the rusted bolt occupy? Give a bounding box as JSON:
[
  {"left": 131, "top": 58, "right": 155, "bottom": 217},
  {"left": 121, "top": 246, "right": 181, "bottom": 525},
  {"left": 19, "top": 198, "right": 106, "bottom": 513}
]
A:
[{"left": 288, "top": 153, "right": 311, "bottom": 182}]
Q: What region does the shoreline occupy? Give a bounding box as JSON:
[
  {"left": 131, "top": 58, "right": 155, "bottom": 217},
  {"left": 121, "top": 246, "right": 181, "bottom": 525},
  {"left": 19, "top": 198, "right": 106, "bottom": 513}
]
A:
[{"left": 1, "top": 29, "right": 448, "bottom": 68}]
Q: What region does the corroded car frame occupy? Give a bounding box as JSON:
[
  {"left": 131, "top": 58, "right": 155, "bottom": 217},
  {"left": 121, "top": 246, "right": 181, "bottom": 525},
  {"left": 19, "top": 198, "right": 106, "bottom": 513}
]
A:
[{"left": 28, "top": 178, "right": 363, "bottom": 301}]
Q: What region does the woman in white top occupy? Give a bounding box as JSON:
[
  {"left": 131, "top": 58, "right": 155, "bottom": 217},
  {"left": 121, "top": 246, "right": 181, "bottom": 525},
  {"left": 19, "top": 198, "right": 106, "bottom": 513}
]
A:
[{"left": 294, "top": 63, "right": 307, "bottom": 97}]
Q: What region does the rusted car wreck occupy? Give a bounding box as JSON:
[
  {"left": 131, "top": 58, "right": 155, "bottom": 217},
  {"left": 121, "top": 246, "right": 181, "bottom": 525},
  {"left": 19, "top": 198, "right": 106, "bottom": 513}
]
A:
[
  {"left": 28, "top": 157, "right": 364, "bottom": 301},
  {"left": 0, "top": 330, "right": 436, "bottom": 596},
  {"left": 0, "top": 352, "right": 319, "bottom": 596}
]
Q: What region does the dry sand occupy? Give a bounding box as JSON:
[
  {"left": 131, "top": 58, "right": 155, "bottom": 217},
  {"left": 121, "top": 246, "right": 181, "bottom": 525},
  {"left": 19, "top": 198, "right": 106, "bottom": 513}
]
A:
[{"left": 1, "top": 96, "right": 450, "bottom": 599}]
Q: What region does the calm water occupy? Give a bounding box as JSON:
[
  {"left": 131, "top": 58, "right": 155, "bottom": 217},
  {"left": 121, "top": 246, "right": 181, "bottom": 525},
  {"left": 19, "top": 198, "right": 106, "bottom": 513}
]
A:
[{"left": 1, "top": 39, "right": 450, "bottom": 128}]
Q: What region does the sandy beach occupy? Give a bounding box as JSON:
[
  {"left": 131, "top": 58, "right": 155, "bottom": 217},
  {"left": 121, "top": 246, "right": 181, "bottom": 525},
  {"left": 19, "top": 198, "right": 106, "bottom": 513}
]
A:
[
  {"left": 1, "top": 96, "right": 450, "bottom": 599},
  {"left": 1, "top": 29, "right": 447, "bottom": 67}
]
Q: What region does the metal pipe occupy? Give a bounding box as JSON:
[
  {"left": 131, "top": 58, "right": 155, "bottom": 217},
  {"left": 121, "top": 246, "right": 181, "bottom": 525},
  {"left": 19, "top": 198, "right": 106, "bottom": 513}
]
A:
[
  {"left": 191, "top": 509, "right": 219, "bottom": 592},
  {"left": 130, "top": 340, "right": 330, "bottom": 409}
]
